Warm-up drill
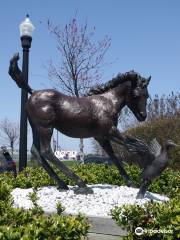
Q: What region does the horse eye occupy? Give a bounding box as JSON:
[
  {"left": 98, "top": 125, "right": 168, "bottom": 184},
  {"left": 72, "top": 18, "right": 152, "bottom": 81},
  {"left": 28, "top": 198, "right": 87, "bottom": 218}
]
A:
[{"left": 133, "top": 89, "right": 140, "bottom": 98}]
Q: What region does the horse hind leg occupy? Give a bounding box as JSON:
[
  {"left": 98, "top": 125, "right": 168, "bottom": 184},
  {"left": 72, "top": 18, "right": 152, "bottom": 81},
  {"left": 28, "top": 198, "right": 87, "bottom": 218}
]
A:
[
  {"left": 42, "top": 146, "right": 94, "bottom": 194},
  {"left": 31, "top": 144, "right": 69, "bottom": 190},
  {"left": 29, "top": 119, "right": 69, "bottom": 190},
  {"left": 38, "top": 127, "right": 93, "bottom": 194}
]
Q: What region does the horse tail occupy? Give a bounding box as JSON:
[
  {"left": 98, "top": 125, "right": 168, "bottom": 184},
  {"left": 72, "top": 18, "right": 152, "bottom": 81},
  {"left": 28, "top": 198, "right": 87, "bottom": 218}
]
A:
[{"left": 8, "top": 53, "right": 33, "bottom": 95}]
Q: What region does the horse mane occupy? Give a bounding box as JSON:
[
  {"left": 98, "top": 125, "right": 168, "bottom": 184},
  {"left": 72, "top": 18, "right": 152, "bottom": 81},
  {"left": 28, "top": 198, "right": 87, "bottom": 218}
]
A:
[{"left": 86, "top": 70, "right": 139, "bottom": 96}]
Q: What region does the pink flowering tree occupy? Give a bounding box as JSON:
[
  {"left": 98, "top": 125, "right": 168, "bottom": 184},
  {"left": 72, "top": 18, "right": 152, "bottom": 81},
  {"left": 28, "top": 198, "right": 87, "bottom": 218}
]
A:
[
  {"left": 47, "top": 17, "right": 111, "bottom": 96},
  {"left": 46, "top": 16, "right": 111, "bottom": 160}
]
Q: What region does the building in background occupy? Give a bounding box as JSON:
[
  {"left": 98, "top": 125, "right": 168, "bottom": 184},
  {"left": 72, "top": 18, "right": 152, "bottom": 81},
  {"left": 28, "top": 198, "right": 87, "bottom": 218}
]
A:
[{"left": 55, "top": 150, "right": 78, "bottom": 160}]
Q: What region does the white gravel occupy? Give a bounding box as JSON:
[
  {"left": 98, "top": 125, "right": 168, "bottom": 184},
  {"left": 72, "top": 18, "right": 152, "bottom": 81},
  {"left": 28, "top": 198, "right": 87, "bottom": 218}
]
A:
[{"left": 11, "top": 184, "right": 169, "bottom": 217}]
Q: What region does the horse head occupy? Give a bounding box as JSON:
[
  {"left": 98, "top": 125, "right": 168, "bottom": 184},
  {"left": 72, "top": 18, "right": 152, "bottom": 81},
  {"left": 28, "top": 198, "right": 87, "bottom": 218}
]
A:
[{"left": 126, "top": 72, "right": 151, "bottom": 122}]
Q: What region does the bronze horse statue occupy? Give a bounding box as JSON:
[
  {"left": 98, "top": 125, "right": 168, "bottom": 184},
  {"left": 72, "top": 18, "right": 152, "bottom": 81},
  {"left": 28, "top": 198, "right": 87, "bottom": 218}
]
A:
[{"left": 9, "top": 53, "right": 150, "bottom": 194}]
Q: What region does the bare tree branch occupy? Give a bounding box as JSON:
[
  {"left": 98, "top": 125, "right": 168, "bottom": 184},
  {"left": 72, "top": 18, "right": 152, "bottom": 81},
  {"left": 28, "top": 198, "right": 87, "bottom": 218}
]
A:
[
  {"left": 0, "top": 118, "right": 19, "bottom": 157},
  {"left": 46, "top": 16, "right": 111, "bottom": 96}
]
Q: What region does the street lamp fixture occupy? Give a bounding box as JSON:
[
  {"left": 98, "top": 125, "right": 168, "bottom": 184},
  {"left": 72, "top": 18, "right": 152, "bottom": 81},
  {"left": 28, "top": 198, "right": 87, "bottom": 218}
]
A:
[
  {"left": 19, "top": 15, "right": 35, "bottom": 171},
  {"left": 19, "top": 14, "right": 35, "bottom": 37}
]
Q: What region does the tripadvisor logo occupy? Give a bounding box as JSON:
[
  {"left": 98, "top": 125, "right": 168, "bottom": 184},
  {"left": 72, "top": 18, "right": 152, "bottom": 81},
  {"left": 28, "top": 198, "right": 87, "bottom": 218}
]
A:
[
  {"left": 135, "top": 227, "right": 144, "bottom": 236},
  {"left": 135, "top": 227, "right": 173, "bottom": 235}
]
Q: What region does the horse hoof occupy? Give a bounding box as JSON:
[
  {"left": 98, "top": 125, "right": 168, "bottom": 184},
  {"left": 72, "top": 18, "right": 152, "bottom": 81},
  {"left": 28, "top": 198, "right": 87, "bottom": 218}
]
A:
[
  {"left": 57, "top": 186, "right": 69, "bottom": 191},
  {"left": 126, "top": 180, "right": 136, "bottom": 188},
  {"left": 74, "top": 187, "right": 94, "bottom": 195}
]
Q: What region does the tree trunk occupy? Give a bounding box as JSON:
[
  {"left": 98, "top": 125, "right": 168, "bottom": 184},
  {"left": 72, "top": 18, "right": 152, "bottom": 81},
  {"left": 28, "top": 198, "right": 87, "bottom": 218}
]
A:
[
  {"left": 79, "top": 138, "right": 84, "bottom": 164},
  {"left": 73, "top": 80, "right": 84, "bottom": 164}
]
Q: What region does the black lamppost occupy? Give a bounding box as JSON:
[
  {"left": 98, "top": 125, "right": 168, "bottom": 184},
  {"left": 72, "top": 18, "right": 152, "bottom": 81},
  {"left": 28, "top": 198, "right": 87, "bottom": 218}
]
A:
[{"left": 19, "top": 15, "right": 35, "bottom": 171}]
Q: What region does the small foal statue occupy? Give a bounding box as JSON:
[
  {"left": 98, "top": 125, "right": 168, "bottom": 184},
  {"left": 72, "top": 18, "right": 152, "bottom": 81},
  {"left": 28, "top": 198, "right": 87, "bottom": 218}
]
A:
[{"left": 9, "top": 53, "right": 150, "bottom": 194}]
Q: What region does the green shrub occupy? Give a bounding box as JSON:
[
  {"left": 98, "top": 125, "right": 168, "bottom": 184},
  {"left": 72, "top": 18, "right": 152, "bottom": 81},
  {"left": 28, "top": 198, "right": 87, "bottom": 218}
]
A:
[
  {"left": 149, "top": 169, "right": 180, "bottom": 198},
  {"left": 0, "top": 177, "right": 89, "bottom": 240},
  {"left": 56, "top": 202, "right": 65, "bottom": 215},
  {"left": 111, "top": 197, "right": 180, "bottom": 240},
  {"left": 1, "top": 164, "right": 179, "bottom": 198},
  {"left": 124, "top": 115, "right": 180, "bottom": 169},
  {"left": 14, "top": 167, "right": 56, "bottom": 189},
  {"left": 0, "top": 180, "right": 12, "bottom": 201},
  {"left": 1, "top": 163, "right": 179, "bottom": 239},
  {"left": 0, "top": 211, "right": 89, "bottom": 240}
]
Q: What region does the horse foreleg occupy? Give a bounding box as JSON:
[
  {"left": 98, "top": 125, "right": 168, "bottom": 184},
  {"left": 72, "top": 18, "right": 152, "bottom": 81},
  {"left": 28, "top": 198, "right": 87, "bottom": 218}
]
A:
[
  {"left": 109, "top": 127, "right": 126, "bottom": 145},
  {"left": 95, "top": 137, "right": 133, "bottom": 187}
]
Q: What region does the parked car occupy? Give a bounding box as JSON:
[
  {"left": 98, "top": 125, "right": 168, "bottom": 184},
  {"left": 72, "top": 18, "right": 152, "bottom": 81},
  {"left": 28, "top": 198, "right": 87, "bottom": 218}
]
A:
[{"left": 0, "top": 146, "right": 17, "bottom": 176}]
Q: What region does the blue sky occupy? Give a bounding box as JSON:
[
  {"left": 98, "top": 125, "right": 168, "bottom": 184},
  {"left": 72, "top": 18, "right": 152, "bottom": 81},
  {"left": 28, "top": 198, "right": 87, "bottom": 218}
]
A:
[{"left": 0, "top": 0, "right": 180, "bottom": 153}]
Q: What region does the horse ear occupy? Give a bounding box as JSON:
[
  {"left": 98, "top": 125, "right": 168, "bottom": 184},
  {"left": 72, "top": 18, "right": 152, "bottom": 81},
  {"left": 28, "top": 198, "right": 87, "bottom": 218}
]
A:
[
  {"left": 147, "top": 76, "right": 151, "bottom": 85},
  {"left": 146, "top": 76, "right": 151, "bottom": 85},
  {"left": 142, "top": 76, "right": 151, "bottom": 87}
]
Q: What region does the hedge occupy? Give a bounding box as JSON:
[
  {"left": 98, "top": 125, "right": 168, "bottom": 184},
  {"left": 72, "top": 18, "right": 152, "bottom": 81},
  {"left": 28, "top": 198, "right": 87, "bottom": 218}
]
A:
[
  {"left": 0, "top": 179, "right": 89, "bottom": 239},
  {"left": 0, "top": 164, "right": 179, "bottom": 198},
  {"left": 111, "top": 197, "right": 180, "bottom": 240},
  {"left": 119, "top": 115, "right": 180, "bottom": 170},
  {"left": 1, "top": 164, "right": 179, "bottom": 239}
]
